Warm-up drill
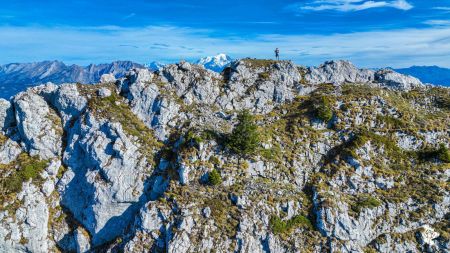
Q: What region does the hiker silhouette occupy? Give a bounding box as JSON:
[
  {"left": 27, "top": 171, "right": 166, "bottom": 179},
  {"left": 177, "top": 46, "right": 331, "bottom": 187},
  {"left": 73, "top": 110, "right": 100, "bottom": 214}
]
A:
[{"left": 275, "top": 48, "right": 280, "bottom": 60}]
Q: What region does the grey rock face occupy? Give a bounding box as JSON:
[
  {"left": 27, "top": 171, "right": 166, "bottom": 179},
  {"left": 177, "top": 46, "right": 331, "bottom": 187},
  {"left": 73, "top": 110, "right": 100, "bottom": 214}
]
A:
[
  {"left": 305, "top": 60, "right": 424, "bottom": 91},
  {"left": 0, "top": 138, "right": 22, "bottom": 164},
  {"left": 51, "top": 84, "right": 87, "bottom": 130},
  {"left": 161, "top": 62, "right": 222, "bottom": 105},
  {"left": 375, "top": 69, "right": 423, "bottom": 91},
  {"left": 0, "top": 99, "right": 14, "bottom": 132},
  {"left": 100, "top": 73, "right": 116, "bottom": 83},
  {"left": 119, "top": 68, "right": 180, "bottom": 140},
  {"left": 0, "top": 182, "right": 50, "bottom": 253},
  {"left": 305, "top": 60, "right": 375, "bottom": 84},
  {"left": 217, "top": 59, "right": 302, "bottom": 113},
  {"left": 13, "top": 91, "right": 63, "bottom": 160},
  {"left": 74, "top": 228, "right": 90, "bottom": 253},
  {"left": 58, "top": 112, "right": 152, "bottom": 246}
]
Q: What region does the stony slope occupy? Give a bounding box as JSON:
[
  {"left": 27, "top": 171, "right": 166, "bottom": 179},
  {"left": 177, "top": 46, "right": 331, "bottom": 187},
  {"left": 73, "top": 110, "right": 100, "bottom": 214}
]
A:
[{"left": 0, "top": 59, "right": 448, "bottom": 253}]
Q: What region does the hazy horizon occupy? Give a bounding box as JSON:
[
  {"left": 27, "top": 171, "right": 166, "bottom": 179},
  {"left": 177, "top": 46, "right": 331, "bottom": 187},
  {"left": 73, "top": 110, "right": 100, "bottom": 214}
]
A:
[
  {"left": 1, "top": 1, "right": 450, "bottom": 68},
  {"left": 1, "top": 56, "right": 449, "bottom": 70}
]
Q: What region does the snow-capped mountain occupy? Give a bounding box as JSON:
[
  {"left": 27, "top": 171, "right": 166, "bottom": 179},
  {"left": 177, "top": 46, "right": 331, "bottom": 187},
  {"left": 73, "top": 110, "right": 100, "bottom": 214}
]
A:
[
  {"left": 196, "top": 53, "right": 233, "bottom": 72},
  {"left": 147, "top": 61, "right": 166, "bottom": 71},
  {"left": 0, "top": 60, "right": 144, "bottom": 99}
]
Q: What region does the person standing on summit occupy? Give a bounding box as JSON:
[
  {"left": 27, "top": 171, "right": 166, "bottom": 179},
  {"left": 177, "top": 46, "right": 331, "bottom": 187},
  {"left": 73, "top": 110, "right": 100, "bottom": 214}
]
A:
[{"left": 275, "top": 48, "right": 280, "bottom": 61}]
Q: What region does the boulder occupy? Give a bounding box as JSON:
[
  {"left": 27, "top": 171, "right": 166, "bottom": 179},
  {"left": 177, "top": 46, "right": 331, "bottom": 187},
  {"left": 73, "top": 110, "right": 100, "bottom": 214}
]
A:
[{"left": 100, "top": 73, "right": 116, "bottom": 83}]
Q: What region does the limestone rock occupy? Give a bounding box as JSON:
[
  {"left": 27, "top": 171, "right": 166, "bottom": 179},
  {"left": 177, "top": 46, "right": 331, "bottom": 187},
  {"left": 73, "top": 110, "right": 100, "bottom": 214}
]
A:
[
  {"left": 51, "top": 84, "right": 87, "bottom": 129},
  {"left": 0, "top": 182, "right": 49, "bottom": 253},
  {"left": 97, "top": 87, "right": 112, "bottom": 98},
  {"left": 13, "top": 91, "right": 63, "bottom": 160},
  {"left": 58, "top": 113, "right": 152, "bottom": 246},
  {"left": 0, "top": 99, "right": 14, "bottom": 132},
  {"left": 0, "top": 138, "right": 22, "bottom": 164},
  {"left": 375, "top": 69, "right": 423, "bottom": 91},
  {"left": 100, "top": 73, "right": 116, "bottom": 83},
  {"left": 305, "top": 60, "right": 374, "bottom": 84}
]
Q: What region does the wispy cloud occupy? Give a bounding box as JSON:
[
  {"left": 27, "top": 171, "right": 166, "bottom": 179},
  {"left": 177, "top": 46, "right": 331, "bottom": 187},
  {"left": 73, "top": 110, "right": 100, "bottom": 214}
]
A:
[
  {"left": 0, "top": 24, "right": 449, "bottom": 68},
  {"left": 119, "top": 44, "right": 139, "bottom": 48},
  {"left": 433, "top": 6, "right": 450, "bottom": 12},
  {"left": 287, "top": 0, "right": 413, "bottom": 13},
  {"left": 424, "top": 20, "right": 450, "bottom": 26},
  {"left": 122, "top": 13, "right": 136, "bottom": 20}
]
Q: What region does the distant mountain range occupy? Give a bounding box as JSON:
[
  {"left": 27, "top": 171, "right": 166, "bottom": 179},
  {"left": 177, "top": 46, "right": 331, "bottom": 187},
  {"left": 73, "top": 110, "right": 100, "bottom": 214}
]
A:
[
  {"left": 0, "top": 60, "right": 144, "bottom": 99},
  {"left": 1, "top": 55, "right": 448, "bottom": 99},
  {"left": 394, "top": 66, "right": 450, "bottom": 87}
]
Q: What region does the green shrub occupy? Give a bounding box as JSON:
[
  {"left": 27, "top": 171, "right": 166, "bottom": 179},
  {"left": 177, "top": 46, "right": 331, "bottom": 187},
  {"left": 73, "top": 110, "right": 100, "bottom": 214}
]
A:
[
  {"left": 208, "top": 169, "right": 222, "bottom": 186},
  {"left": 436, "top": 94, "right": 450, "bottom": 110},
  {"left": 185, "top": 130, "right": 203, "bottom": 147},
  {"left": 437, "top": 144, "right": 450, "bottom": 163},
  {"left": 351, "top": 195, "right": 382, "bottom": 213},
  {"left": 258, "top": 72, "right": 270, "bottom": 80},
  {"left": 418, "top": 144, "right": 450, "bottom": 163},
  {"left": 269, "top": 215, "right": 313, "bottom": 235},
  {"left": 227, "top": 110, "right": 260, "bottom": 156},
  {"left": 309, "top": 95, "right": 333, "bottom": 122}
]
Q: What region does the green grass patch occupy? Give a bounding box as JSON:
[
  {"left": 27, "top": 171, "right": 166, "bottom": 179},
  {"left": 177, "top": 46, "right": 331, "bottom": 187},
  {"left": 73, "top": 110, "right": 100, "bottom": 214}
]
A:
[
  {"left": 242, "top": 59, "right": 278, "bottom": 68},
  {"left": 270, "top": 215, "right": 313, "bottom": 235},
  {"left": 351, "top": 195, "right": 382, "bottom": 213},
  {"left": 0, "top": 153, "right": 49, "bottom": 211}
]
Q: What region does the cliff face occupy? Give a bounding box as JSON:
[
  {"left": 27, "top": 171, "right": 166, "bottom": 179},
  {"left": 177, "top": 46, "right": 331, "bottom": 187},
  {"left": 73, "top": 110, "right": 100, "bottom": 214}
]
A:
[{"left": 0, "top": 59, "right": 448, "bottom": 253}]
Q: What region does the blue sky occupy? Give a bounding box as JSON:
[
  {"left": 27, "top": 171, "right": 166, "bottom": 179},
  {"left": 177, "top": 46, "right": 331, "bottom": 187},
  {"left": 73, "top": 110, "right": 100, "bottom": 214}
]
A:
[{"left": 1, "top": 0, "right": 450, "bottom": 67}]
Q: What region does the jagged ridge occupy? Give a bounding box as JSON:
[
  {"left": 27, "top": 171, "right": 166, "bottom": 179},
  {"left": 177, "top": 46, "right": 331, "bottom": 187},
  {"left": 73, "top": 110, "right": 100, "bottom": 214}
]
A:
[{"left": 0, "top": 59, "right": 448, "bottom": 253}]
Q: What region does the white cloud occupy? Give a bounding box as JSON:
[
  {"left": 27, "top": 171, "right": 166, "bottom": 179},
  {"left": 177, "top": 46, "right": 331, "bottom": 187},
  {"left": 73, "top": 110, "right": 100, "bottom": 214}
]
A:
[
  {"left": 0, "top": 25, "right": 449, "bottom": 68},
  {"left": 288, "top": 0, "right": 413, "bottom": 12}
]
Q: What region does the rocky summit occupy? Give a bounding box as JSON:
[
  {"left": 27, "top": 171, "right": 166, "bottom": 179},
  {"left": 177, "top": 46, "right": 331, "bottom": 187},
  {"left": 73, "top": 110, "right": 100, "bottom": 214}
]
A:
[{"left": 0, "top": 59, "right": 449, "bottom": 253}]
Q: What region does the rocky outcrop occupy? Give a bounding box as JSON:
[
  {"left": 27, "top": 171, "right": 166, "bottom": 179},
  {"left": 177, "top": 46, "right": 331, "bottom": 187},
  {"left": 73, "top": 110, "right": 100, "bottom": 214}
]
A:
[
  {"left": 375, "top": 69, "right": 423, "bottom": 91},
  {"left": 13, "top": 91, "right": 63, "bottom": 160},
  {"left": 217, "top": 59, "right": 302, "bottom": 113},
  {"left": 0, "top": 99, "right": 14, "bottom": 132},
  {"left": 305, "top": 60, "right": 424, "bottom": 91},
  {"left": 58, "top": 112, "right": 153, "bottom": 246},
  {"left": 305, "top": 60, "right": 375, "bottom": 84},
  {"left": 160, "top": 62, "right": 222, "bottom": 105},
  {"left": 0, "top": 59, "right": 448, "bottom": 253},
  {"left": 0, "top": 182, "right": 50, "bottom": 253}
]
